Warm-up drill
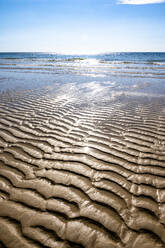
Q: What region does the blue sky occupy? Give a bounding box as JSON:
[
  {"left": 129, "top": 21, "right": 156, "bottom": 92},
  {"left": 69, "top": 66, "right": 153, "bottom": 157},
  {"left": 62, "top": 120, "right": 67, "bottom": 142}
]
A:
[{"left": 0, "top": 0, "right": 165, "bottom": 54}]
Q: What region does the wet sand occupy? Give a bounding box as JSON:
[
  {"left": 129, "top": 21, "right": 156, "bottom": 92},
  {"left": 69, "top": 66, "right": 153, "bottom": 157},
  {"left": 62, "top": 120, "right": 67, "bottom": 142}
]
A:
[{"left": 0, "top": 83, "right": 165, "bottom": 248}]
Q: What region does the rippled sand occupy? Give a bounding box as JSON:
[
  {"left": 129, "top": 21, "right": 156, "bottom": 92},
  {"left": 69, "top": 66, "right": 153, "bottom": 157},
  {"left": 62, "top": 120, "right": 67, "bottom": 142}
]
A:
[{"left": 0, "top": 84, "right": 165, "bottom": 248}]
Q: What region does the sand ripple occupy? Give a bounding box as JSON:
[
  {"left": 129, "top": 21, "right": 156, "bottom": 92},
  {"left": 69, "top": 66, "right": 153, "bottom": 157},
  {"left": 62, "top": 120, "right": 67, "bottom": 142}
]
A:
[{"left": 0, "top": 89, "right": 165, "bottom": 248}]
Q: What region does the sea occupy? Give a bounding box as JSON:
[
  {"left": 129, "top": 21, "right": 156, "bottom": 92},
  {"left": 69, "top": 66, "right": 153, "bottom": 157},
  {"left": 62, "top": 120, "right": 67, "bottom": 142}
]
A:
[{"left": 0, "top": 52, "right": 165, "bottom": 97}]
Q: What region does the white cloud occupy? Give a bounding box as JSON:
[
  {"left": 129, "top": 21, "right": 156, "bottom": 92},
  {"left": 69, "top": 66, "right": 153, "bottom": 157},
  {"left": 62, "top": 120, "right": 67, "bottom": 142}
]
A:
[{"left": 118, "top": 0, "right": 165, "bottom": 4}]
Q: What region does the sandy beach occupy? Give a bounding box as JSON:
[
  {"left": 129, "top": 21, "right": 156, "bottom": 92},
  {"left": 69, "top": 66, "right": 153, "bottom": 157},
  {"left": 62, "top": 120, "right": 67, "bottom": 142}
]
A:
[{"left": 0, "top": 53, "right": 165, "bottom": 248}]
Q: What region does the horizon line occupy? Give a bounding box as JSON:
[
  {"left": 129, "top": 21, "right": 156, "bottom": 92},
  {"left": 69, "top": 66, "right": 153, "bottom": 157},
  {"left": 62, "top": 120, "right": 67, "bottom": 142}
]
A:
[{"left": 0, "top": 51, "right": 165, "bottom": 55}]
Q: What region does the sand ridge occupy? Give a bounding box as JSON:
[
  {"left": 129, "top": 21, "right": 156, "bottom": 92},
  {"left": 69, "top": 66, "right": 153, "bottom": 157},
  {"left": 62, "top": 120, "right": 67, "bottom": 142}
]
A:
[{"left": 0, "top": 88, "right": 165, "bottom": 248}]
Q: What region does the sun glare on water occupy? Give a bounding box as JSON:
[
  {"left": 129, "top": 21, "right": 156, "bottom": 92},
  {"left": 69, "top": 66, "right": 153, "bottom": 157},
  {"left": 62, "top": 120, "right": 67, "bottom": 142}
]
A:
[{"left": 82, "top": 59, "right": 99, "bottom": 65}]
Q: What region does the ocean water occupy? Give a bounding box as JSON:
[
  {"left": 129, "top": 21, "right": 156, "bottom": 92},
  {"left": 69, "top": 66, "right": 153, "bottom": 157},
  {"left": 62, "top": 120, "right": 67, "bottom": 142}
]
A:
[{"left": 0, "top": 52, "right": 165, "bottom": 96}]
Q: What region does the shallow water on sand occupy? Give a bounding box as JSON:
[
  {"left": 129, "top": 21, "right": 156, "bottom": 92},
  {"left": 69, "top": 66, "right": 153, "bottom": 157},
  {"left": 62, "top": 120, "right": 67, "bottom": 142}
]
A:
[{"left": 0, "top": 53, "right": 165, "bottom": 248}]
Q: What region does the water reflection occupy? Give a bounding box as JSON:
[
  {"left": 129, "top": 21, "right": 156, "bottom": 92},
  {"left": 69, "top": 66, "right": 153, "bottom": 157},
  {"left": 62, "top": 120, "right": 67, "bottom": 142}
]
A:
[
  {"left": 84, "top": 146, "right": 90, "bottom": 153},
  {"left": 0, "top": 53, "right": 165, "bottom": 97}
]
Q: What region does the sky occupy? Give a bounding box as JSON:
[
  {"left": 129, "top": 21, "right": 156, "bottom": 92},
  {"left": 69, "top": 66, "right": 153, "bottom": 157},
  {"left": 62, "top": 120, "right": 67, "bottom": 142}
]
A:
[{"left": 0, "top": 0, "right": 165, "bottom": 54}]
